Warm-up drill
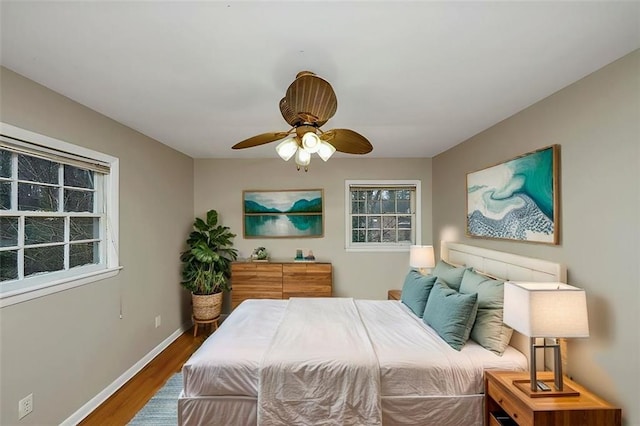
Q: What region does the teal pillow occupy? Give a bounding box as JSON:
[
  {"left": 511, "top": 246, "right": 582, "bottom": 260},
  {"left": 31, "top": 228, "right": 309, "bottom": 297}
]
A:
[
  {"left": 459, "top": 269, "right": 513, "bottom": 355},
  {"left": 423, "top": 280, "right": 479, "bottom": 351},
  {"left": 432, "top": 260, "right": 471, "bottom": 291},
  {"left": 401, "top": 270, "right": 438, "bottom": 317}
]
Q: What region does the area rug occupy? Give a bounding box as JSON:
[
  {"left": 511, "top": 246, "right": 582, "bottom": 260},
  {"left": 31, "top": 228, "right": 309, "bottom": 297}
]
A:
[{"left": 128, "top": 372, "right": 182, "bottom": 425}]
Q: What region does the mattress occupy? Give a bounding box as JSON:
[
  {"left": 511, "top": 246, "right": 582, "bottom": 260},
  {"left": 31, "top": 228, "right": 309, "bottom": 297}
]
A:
[{"left": 182, "top": 298, "right": 526, "bottom": 401}]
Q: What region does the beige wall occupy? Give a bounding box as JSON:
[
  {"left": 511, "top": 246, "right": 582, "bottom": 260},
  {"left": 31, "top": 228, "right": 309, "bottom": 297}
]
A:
[
  {"left": 0, "top": 67, "right": 195, "bottom": 424},
  {"left": 432, "top": 50, "right": 640, "bottom": 425},
  {"left": 194, "top": 157, "right": 432, "bottom": 304}
]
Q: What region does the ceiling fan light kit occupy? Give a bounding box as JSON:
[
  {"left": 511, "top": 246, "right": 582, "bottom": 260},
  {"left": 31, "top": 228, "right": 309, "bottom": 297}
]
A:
[
  {"left": 317, "top": 140, "right": 337, "bottom": 162},
  {"left": 294, "top": 146, "right": 311, "bottom": 170},
  {"left": 232, "top": 71, "right": 373, "bottom": 171},
  {"left": 276, "top": 137, "right": 299, "bottom": 161}
]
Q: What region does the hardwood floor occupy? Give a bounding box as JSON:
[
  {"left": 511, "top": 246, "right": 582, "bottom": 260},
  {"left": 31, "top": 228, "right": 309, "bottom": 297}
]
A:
[{"left": 79, "top": 327, "right": 208, "bottom": 425}]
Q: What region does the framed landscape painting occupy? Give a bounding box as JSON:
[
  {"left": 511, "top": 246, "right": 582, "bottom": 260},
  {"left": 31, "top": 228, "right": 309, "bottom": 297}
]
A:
[
  {"left": 243, "top": 189, "right": 324, "bottom": 238},
  {"left": 466, "top": 145, "right": 559, "bottom": 244}
]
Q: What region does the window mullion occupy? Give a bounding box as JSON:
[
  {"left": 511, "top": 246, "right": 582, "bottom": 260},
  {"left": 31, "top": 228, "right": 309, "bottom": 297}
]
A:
[
  {"left": 10, "top": 152, "right": 18, "bottom": 210},
  {"left": 17, "top": 215, "right": 24, "bottom": 280},
  {"left": 64, "top": 216, "right": 70, "bottom": 270}
]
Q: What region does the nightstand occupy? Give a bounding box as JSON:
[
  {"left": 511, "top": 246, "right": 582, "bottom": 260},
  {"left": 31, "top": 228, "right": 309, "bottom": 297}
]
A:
[
  {"left": 387, "top": 289, "right": 401, "bottom": 300},
  {"left": 484, "top": 370, "right": 621, "bottom": 426}
]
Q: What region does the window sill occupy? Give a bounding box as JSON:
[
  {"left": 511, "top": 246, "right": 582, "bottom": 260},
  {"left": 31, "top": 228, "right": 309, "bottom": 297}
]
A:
[{"left": 0, "top": 266, "right": 123, "bottom": 308}]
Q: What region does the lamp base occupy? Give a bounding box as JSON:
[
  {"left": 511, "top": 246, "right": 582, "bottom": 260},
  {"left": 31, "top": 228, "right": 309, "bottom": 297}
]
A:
[{"left": 513, "top": 379, "right": 580, "bottom": 398}]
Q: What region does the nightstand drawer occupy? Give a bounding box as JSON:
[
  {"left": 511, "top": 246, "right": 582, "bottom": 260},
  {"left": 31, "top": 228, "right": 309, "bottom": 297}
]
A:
[
  {"left": 489, "top": 412, "right": 518, "bottom": 426},
  {"left": 488, "top": 380, "right": 533, "bottom": 426}
]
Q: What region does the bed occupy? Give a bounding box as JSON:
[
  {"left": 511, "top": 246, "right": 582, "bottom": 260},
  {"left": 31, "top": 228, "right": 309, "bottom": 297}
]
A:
[{"left": 178, "top": 242, "right": 566, "bottom": 425}]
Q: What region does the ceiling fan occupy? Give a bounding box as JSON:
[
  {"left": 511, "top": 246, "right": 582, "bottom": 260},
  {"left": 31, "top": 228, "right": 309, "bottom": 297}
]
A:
[{"left": 231, "top": 71, "right": 373, "bottom": 171}]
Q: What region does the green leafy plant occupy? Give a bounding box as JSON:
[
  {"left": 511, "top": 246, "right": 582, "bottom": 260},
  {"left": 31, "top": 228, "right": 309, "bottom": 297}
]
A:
[{"left": 180, "top": 210, "right": 238, "bottom": 295}]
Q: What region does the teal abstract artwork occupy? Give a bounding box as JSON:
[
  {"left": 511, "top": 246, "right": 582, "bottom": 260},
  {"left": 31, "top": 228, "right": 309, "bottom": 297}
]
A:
[{"left": 466, "top": 145, "right": 559, "bottom": 244}]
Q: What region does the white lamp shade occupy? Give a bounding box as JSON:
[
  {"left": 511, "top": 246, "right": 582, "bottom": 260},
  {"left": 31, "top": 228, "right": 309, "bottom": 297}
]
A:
[
  {"left": 503, "top": 282, "right": 590, "bottom": 338},
  {"left": 317, "top": 141, "right": 336, "bottom": 161},
  {"left": 276, "top": 137, "right": 299, "bottom": 161},
  {"left": 409, "top": 245, "right": 435, "bottom": 269},
  {"left": 294, "top": 147, "right": 311, "bottom": 166},
  {"left": 301, "top": 132, "right": 321, "bottom": 153}
]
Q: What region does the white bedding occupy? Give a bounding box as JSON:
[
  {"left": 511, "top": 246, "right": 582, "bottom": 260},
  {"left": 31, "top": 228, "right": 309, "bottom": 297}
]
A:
[
  {"left": 180, "top": 298, "right": 527, "bottom": 426},
  {"left": 258, "top": 298, "right": 381, "bottom": 425}
]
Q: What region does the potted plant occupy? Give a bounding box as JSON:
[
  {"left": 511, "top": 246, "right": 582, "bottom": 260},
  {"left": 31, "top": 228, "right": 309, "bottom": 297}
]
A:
[{"left": 180, "top": 209, "right": 238, "bottom": 320}]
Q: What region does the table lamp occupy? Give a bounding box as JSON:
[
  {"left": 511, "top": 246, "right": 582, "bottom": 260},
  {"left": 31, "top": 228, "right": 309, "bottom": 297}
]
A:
[
  {"left": 409, "top": 245, "right": 435, "bottom": 275},
  {"left": 503, "top": 281, "right": 589, "bottom": 397}
]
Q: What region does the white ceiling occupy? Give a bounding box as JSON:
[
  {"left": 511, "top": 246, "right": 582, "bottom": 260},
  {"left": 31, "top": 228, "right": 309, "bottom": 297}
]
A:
[{"left": 1, "top": 1, "right": 638, "bottom": 159}]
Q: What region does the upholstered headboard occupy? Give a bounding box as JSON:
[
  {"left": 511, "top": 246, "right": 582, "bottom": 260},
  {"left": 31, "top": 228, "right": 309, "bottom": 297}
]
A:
[{"left": 440, "top": 241, "right": 567, "bottom": 367}]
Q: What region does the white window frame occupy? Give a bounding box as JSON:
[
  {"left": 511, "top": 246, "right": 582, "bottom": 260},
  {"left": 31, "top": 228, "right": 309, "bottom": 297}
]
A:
[
  {"left": 345, "top": 179, "right": 421, "bottom": 252},
  {"left": 0, "top": 122, "right": 121, "bottom": 308}
]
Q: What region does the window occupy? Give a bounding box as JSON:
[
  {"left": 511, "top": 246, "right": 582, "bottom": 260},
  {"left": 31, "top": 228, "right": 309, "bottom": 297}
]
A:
[
  {"left": 345, "top": 180, "right": 421, "bottom": 252},
  {"left": 0, "top": 123, "right": 120, "bottom": 307}
]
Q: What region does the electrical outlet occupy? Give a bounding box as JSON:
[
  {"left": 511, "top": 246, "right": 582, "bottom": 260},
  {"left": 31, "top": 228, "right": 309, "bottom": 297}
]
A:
[
  {"left": 18, "top": 393, "right": 33, "bottom": 419},
  {"left": 155, "top": 315, "right": 161, "bottom": 328}
]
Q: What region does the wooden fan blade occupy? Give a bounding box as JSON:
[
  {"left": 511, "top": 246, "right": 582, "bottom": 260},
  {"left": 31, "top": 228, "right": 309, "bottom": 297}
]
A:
[
  {"left": 231, "top": 131, "right": 291, "bottom": 149},
  {"left": 285, "top": 72, "right": 337, "bottom": 124},
  {"left": 321, "top": 129, "right": 373, "bottom": 154}
]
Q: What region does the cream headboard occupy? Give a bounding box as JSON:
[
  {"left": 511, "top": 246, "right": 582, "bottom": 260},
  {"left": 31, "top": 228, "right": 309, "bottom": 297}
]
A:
[{"left": 440, "top": 241, "right": 567, "bottom": 367}]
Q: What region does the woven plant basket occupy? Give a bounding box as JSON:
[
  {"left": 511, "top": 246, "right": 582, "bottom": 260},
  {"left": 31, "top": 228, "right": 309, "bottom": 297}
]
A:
[{"left": 192, "top": 292, "right": 222, "bottom": 320}]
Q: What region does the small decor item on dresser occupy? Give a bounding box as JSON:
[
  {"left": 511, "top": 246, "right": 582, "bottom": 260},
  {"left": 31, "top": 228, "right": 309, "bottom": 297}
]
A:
[
  {"left": 294, "top": 248, "right": 315, "bottom": 262},
  {"left": 251, "top": 247, "right": 269, "bottom": 262}
]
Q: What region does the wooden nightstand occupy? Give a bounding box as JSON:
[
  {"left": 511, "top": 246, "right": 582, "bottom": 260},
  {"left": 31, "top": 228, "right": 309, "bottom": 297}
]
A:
[
  {"left": 485, "top": 370, "right": 621, "bottom": 426},
  {"left": 387, "top": 289, "right": 401, "bottom": 300}
]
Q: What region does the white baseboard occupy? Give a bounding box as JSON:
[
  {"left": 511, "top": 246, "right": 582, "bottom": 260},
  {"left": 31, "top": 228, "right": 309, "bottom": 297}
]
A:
[{"left": 61, "top": 321, "right": 192, "bottom": 425}]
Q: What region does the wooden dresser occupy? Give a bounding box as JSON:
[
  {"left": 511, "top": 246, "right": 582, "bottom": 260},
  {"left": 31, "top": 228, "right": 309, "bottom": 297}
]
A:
[{"left": 230, "top": 261, "right": 332, "bottom": 309}]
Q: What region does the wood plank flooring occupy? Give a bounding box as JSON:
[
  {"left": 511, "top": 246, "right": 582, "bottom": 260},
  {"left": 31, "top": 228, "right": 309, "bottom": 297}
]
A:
[{"left": 79, "top": 327, "right": 207, "bottom": 425}]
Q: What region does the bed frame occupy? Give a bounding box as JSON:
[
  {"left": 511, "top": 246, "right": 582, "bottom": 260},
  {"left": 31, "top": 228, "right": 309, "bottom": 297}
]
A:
[{"left": 441, "top": 241, "right": 567, "bottom": 369}]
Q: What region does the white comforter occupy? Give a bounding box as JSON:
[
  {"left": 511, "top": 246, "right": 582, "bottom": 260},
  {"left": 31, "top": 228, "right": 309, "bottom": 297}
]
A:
[
  {"left": 257, "top": 298, "right": 381, "bottom": 425},
  {"left": 181, "top": 298, "right": 527, "bottom": 425}
]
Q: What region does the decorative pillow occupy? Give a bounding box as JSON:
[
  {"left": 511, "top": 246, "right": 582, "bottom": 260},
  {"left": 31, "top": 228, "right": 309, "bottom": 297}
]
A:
[
  {"left": 400, "top": 270, "right": 438, "bottom": 317},
  {"left": 423, "top": 280, "right": 479, "bottom": 351},
  {"left": 459, "top": 269, "right": 513, "bottom": 356},
  {"left": 431, "top": 260, "right": 471, "bottom": 291}
]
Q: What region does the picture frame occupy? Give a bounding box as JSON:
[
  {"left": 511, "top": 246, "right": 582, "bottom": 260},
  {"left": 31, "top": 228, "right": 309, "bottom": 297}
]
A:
[
  {"left": 466, "top": 145, "right": 559, "bottom": 244},
  {"left": 243, "top": 189, "right": 324, "bottom": 238}
]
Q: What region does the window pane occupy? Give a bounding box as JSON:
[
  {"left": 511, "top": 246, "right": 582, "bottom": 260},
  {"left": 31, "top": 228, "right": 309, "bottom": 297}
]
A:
[
  {"left": 397, "top": 200, "right": 410, "bottom": 213},
  {"left": 70, "top": 217, "right": 99, "bottom": 241},
  {"left": 64, "top": 165, "right": 94, "bottom": 189},
  {"left": 1, "top": 216, "right": 19, "bottom": 247},
  {"left": 352, "top": 230, "right": 365, "bottom": 243},
  {"left": 398, "top": 229, "right": 412, "bottom": 242},
  {"left": 367, "top": 230, "right": 381, "bottom": 242},
  {"left": 382, "top": 229, "right": 396, "bottom": 243},
  {"left": 64, "top": 189, "right": 94, "bottom": 212},
  {"left": 70, "top": 241, "right": 99, "bottom": 268},
  {"left": 1, "top": 250, "right": 18, "bottom": 281},
  {"left": 0, "top": 150, "right": 11, "bottom": 178},
  {"left": 18, "top": 154, "right": 58, "bottom": 184},
  {"left": 398, "top": 216, "right": 412, "bottom": 228},
  {"left": 382, "top": 216, "right": 396, "bottom": 228},
  {"left": 1, "top": 182, "right": 10, "bottom": 210},
  {"left": 382, "top": 199, "right": 396, "bottom": 214},
  {"left": 24, "top": 245, "right": 64, "bottom": 277},
  {"left": 18, "top": 183, "right": 59, "bottom": 211},
  {"left": 25, "top": 217, "right": 64, "bottom": 245},
  {"left": 367, "top": 216, "right": 381, "bottom": 229}
]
